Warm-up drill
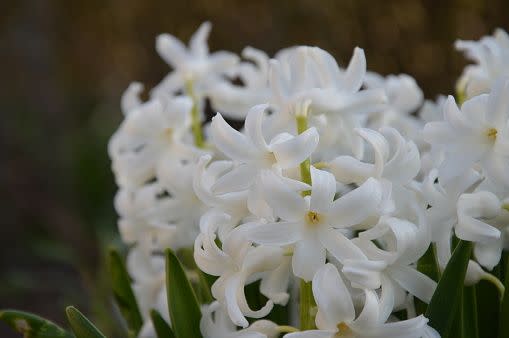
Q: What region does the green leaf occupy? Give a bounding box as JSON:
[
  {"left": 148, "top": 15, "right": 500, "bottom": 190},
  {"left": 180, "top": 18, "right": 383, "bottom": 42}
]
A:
[
  {"left": 165, "top": 249, "right": 203, "bottom": 338},
  {"left": 417, "top": 243, "right": 441, "bottom": 282},
  {"left": 108, "top": 248, "right": 143, "bottom": 334},
  {"left": 65, "top": 306, "right": 106, "bottom": 338},
  {"left": 463, "top": 286, "right": 479, "bottom": 338},
  {"left": 499, "top": 257, "right": 509, "bottom": 338},
  {"left": 425, "top": 240, "right": 472, "bottom": 337},
  {"left": 449, "top": 282, "right": 463, "bottom": 338},
  {"left": 477, "top": 279, "right": 500, "bottom": 338},
  {"left": 416, "top": 243, "right": 441, "bottom": 315},
  {"left": 0, "top": 310, "right": 73, "bottom": 337},
  {"left": 149, "top": 309, "right": 175, "bottom": 338}
]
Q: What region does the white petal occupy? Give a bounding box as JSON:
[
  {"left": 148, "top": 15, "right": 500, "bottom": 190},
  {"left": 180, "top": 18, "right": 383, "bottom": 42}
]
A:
[
  {"left": 121, "top": 82, "right": 144, "bottom": 114},
  {"left": 328, "top": 177, "right": 382, "bottom": 228},
  {"left": 486, "top": 78, "right": 509, "bottom": 126},
  {"left": 310, "top": 167, "right": 336, "bottom": 214},
  {"left": 293, "top": 237, "right": 326, "bottom": 282},
  {"left": 456, "top": 191, "right": 501, "bottom": 243},
  {"left": 283, "top": 331, "right": 335, "bottom": 338},
  {"left": 270, "top": 127, "right": 319, "bottom": 169},
  {"left": 388, "top": 265, "right": 437, "bottom": 303},
  {"left": 362, "top": 316, "right": 429, "bottom": 338},
  {"left": 474, "top": 239, "right": 503, "bottom": 270},
  {"left": 313, "top": 263, "right": 355, "bottom": 326},
  {"left": 379, "top": 275, "right": 395, "bottom": 323},
  {"left": 189, "top": 21, "right": 211, "bottom": 58},
  {"left": 244, "top": 104, "right": 270, "bottom": 150},
  {"left": 208, "top": 51, "right": 240, "bottom": 74},
  {"left": 351, "top": 290, "right": 380, "bottom": 328},
  {"left": 211, "top": 164, "right": 257, "bottom": 194},
  {"left": 318, "top": 228, "right": 366, "bottom": 263},
  {"left": 243, "top": 244, "right": 284, "bottom": 274},
  {"left": 211, "top": 113, "right": 258, "bottom": 161},
  {"left": 342, "top": 47, "right": 366, "bottom": 93},
  {"left": 260, "top": 256, "right": 291, "bottom": 305},
  {"left": 311, "top": 88, "right": 387, "bottom": 115},
  {"left": 341, "top": 259, "right": 386, "bottom": 289},
  {"left": 247, "top": 221, "right": 302, "bottom": 246},
  {"left": 329, "top": 156, "right": 376, "bottom": 185},
  {"left": 225, "top": 274, "right": 249, "bottom": 328},
  {"left": 156, "top": 33, "right": 188, "bottom": 68},
  {"left": 261, "top": 170, "right": 307, "bottom": 222}
]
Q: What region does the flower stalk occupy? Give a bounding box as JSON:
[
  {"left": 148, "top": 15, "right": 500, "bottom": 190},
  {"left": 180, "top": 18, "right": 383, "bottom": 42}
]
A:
[
  {"left": 295, "top": 105, "right": 316, "bottom": 330},
  {"left": 185, "top": 80, "right": 205, "bottom": 148}
]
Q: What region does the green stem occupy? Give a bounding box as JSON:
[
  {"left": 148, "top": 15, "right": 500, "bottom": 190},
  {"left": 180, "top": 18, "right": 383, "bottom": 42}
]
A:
[
  {"left": 296, "top": 114, "right": 311, "bottom": 194},
  {"left": 299, "top": 280, "right": 315, "bottom": 330},
  {"left": 185, "top": 80, "right": 205, "bottom": 148},
  {"left": 296, "top": 109, "right": 315, "bottom": 330},
  {"left": 481, "top": 273, "right": 505, "bottom": 300}
]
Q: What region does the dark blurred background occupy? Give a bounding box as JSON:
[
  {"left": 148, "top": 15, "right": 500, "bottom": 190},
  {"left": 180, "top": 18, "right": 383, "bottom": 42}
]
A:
[{"left": 1, "top": 0, "right": 508, "bottom": 336}]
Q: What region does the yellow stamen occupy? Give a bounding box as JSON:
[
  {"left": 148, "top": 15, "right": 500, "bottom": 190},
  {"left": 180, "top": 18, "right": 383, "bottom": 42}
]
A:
[
  {"left": 163, "top": 128, "right": 173, "bottom": 140},
  {"left": 486, "top": 128, "right": 498, "bottom": 141},
  {"left": 336, "top": 322, "right": 352, "bottom": 336},
  {"left": 306, "top": 211, "right": 321, "bottom": 226}
]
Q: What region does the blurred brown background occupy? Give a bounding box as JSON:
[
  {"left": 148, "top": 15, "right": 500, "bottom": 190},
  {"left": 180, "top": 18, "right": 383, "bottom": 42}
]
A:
[{"left": 1, "top": 0, "right": 508, "bottom": 336}]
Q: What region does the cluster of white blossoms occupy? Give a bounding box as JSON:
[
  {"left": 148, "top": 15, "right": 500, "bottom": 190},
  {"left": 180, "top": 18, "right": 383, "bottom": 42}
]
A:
[{"left": 108, "top": 23, "right": 509, "bottom": 338}]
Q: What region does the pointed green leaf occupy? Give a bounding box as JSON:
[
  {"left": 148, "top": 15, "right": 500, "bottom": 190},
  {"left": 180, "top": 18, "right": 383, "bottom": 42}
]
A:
[
  {"left": 65, "top": 306, "right": 106, "bottom": 338},
  {"left": 425, "top": 240, "right": 472, "bottom": 337},
  {"left": 477, "top": 279, "right": 500, "bottom": 338},
  {"left": 165, "top": 249, "right": 202, "bottom": 338},
  {"left": 463, "top": 286, "right": 479, "bottom": 338},
  {"left": 499, "top": 257, "right": 509, "bottom": 338},
  {"left": 449, "top": 282, "right": 463, "bottom": 338},
  {"left": 417, "top": 243, "right": 441, "bottom": 282},
  {"left": 108, "top": 248, "right": 143, "bottom": 334},
  {"left": 416, "top": 243, "right": 441, "bottom": 315},
  {"left": 0, "top": 310, "right": 73, "bottom": 337},
  {"left": 150, "top": 309, "right": 175, "bottom": 338}
]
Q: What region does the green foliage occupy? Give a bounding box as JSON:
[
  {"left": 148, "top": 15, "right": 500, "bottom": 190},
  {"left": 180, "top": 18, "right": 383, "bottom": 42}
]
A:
[
  {"left": 108, "top": 248, "right": 143, "bottom": 335},
  {"left": 150, "top": 309, "right": 175, "bottom": 338},
  {"left": 65, "top": 306, "right": 106, "bottom": 338},
  {"left": 165, "top": 249, "right": 203, "bottom": 338},
  {"left": 416, "top": 243, "right": 441, "bottom": 314},
  {"left": 426, "top": 240, "right": 472, "bottom": 337},
  {"left": 498, "top": 258, "right": 509, "bottom": 338},
  {"left": 463, "top": 286, "right": 479, "bottom": 338},
  {"left": 0, "top": 310, "right": 73, "bottom": 338}
]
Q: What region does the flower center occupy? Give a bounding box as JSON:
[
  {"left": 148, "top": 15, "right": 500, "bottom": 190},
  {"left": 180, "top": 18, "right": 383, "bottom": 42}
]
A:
[
  {"left": 486, "top": 128, "right": 498, "bottom": 141},
  {"left": 335, "top": 322, "right": 353, "bottom": 337},
  {"left": 162, "top": 128, "right": 173, "bottom": 142},
  {"left": 306, "top": 211, "right": 322, "bottom": 226},
  {"left": 263, "top": 152, "right": 277, "bottom": 166}
]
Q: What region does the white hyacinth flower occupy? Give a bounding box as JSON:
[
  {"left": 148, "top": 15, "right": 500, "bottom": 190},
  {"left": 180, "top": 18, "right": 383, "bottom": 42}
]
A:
[
  {"left": 127, "top": 248, "right": 168, "bottom": 338},
  {"left": 423, "top": 79, "right": 509, "bottom": 186},
  {"left": 284, "top": 264, "right": 431, "bottom": 338},
  {"left": 329, "top": 127, "right": 420, "bottom": 187},
  {"left": 350, "top": 214, "right": 436, "bottom": 305},
  {"left": 200, "top": 301, "right": 279, "bottom": 338},
  {"left": 209, "top": 47, "right": 271, "bottom": 119},
  {"left": 108, "top": 95, "right": 205, "bottom": 188},
  {"left": 210, "top": 104, "right": 319, "bottom": 194},
  {"left": 422, "top": 169, "right": 482, "bottom": 269},
  {"left": 152, "top": 22, "right": 239, "bottom": 97},
  {"left": 270, "top": 47, "right": 386, "bottom": 118},
  {"left": 364, "top": 73, "right": 424, "bottom": 143},
  {"left": 194, "top": 211, "right": 286, "bottom": 327},
  {"left": 456, "top": 191, "right": 506, "bottom": 270},
  {"left": 456, "top": 28, "right": 509, "bottom": 98},
  {"left": 246, "top": 168, "right": 384, "bottom": 281}
]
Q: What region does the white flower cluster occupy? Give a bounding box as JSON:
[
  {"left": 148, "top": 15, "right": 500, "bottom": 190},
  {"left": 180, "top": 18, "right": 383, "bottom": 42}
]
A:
[{"left": 108, "top": 24, "right": 509, "bottom": 338}]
